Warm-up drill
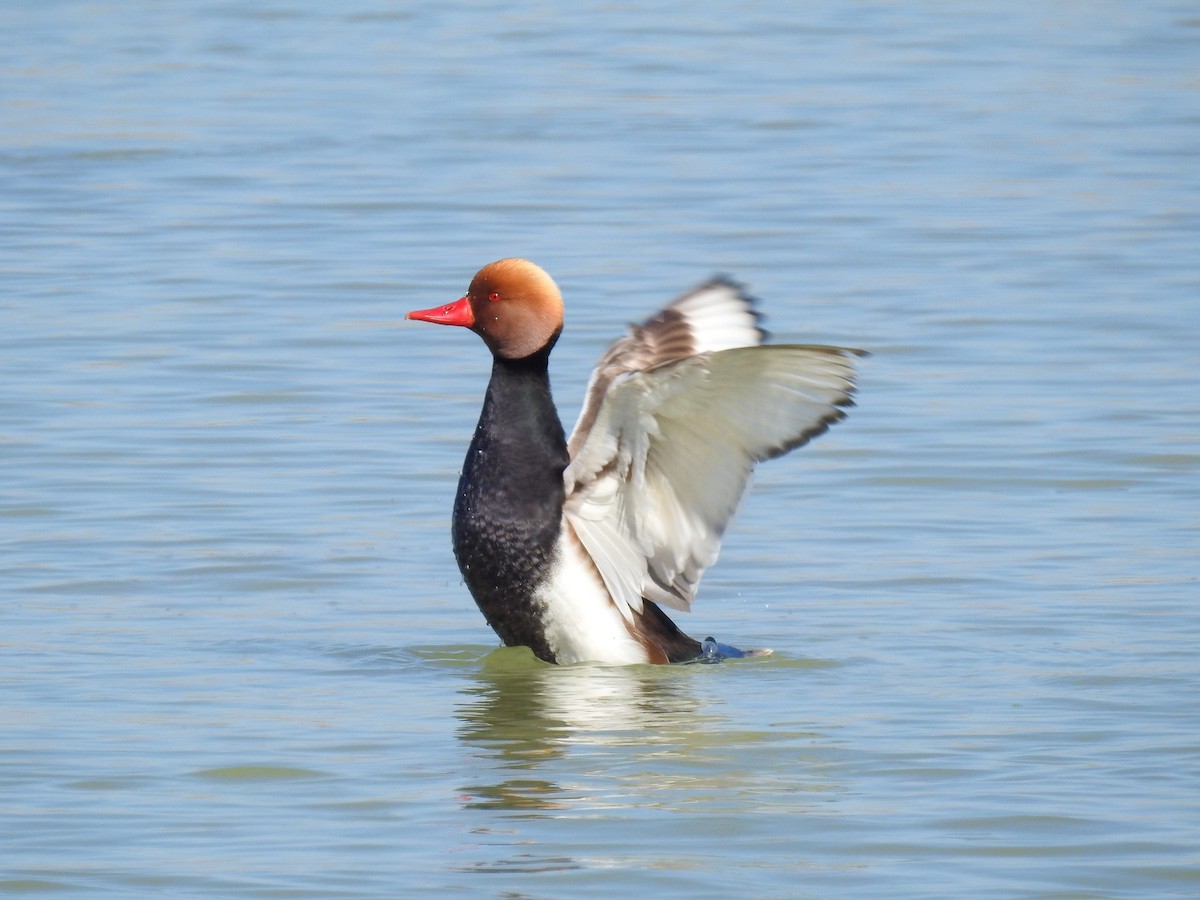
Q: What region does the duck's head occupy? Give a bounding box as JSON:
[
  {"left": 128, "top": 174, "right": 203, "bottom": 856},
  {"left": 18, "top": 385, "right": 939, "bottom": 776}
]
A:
[{"left": 407, "top": 258, "right": 564, "bottom": 360}]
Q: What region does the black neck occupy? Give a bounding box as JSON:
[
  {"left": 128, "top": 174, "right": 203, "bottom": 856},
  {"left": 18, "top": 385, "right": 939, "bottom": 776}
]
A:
[
  {"left": 450, "top": 345, "right": 569, "bottom": 661},
  {"left": 467, "top": 347, "right": 568, "bottom": 502}
]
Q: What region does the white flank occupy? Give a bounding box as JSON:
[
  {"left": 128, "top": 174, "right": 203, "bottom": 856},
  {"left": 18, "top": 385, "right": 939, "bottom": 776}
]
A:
[{"left": 535, "top": 526, "right": 650, "bottom": 665}]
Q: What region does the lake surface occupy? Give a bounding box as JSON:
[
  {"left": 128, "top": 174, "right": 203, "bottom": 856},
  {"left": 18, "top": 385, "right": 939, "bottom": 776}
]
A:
[{"left": 3, "top": 1, "right": 1198, "bottom": 896}]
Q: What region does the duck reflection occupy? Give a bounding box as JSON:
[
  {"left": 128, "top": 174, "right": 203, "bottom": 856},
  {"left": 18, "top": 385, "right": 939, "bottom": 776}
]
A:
[{"left": 455, "top": 647, "right": 715, "bottom": 812}]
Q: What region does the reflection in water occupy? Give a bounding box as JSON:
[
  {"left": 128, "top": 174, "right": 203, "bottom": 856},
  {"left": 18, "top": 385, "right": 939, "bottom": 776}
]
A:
[
  {"left": 455, "top": 649, "right": 717, "bottom": 812},
  {"left": 450, "top": 650, "right": 841, "bottom": 878}
]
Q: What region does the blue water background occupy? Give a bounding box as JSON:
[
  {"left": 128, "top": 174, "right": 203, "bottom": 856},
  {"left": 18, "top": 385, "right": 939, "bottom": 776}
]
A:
[{"left": 2, "top": 1, "right": 1198, "bottom": 896}]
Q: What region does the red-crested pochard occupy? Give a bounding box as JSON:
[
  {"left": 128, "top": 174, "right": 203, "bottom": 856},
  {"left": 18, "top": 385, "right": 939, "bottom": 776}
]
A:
[{"left": 408, "top": 259, "right": 862, "bottom": 665}]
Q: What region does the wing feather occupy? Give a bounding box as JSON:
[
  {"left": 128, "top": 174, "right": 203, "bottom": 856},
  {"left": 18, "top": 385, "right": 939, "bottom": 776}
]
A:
[
  {"left": 564, "top": 343, "right": 862, "bottom": 621},
  {"left": 567, "top": 278, "right": 763, "bottom": 458}
]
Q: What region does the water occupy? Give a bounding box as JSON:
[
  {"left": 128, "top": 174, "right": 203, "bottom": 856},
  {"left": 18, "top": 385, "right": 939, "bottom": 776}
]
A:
[{"left": 3, "top": 1, "right": 1198, "bottom": 896}]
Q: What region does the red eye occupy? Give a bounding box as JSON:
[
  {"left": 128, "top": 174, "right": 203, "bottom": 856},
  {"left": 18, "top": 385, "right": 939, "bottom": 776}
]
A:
[{"left": 488, "top": 292, "right": 501, "bottom": 302}]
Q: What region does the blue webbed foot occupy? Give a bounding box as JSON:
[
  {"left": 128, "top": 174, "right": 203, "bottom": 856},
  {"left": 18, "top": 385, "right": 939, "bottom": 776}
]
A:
[{"left": 685, "top": 637, "right": 772, "bottom": 664}]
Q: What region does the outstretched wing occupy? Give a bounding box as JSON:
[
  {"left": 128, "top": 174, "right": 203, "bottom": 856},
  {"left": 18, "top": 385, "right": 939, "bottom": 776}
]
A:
[
  {"left": 562, "top": 280, "right": 862, "bottom": 621},
  {"left": 567, "top": 277, "right": 765, "bottom": 458}
]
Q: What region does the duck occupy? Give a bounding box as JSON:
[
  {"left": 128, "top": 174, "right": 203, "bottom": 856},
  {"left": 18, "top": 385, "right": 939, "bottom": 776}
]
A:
[{"left": 407, "top": 258, "right": 862, "bottom": 666}]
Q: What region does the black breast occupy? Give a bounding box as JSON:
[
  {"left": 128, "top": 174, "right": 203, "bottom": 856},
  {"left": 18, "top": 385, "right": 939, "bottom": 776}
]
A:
[{"left": 451, "top": 347, "right": 568, "bottom": 662}]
